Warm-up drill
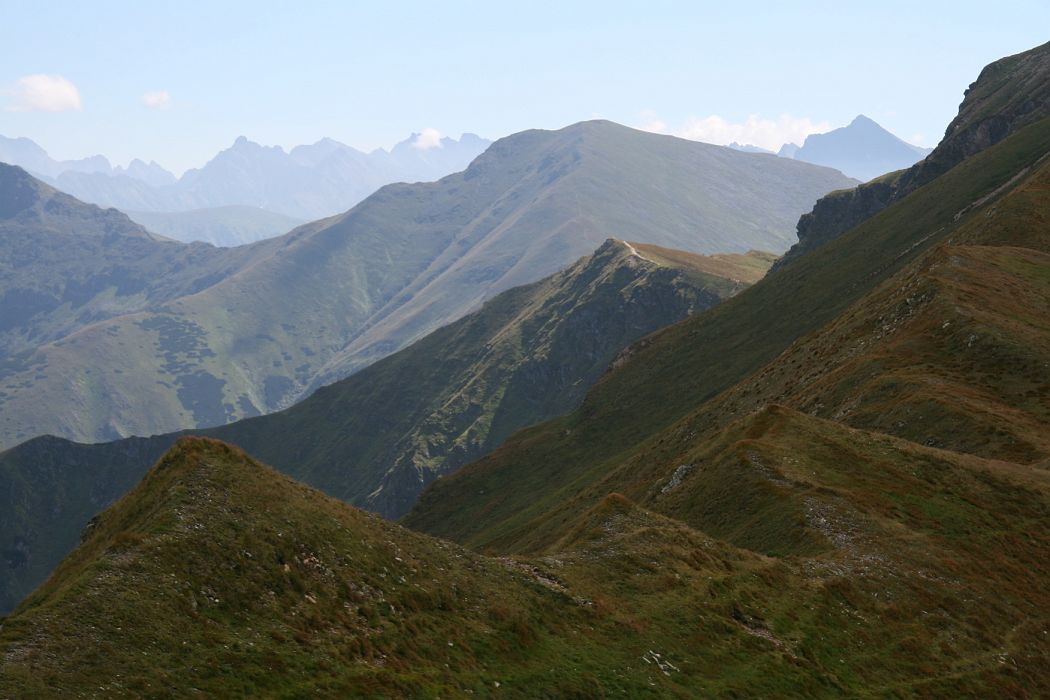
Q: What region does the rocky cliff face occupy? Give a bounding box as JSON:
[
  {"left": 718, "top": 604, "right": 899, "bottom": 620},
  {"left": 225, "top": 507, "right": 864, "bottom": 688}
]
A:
[
  {"left": 773, "top": 40, "right": 1050, "bottom": 272},
  {"left": 772, "top": 172, "right": 902, "bottom": 270}
]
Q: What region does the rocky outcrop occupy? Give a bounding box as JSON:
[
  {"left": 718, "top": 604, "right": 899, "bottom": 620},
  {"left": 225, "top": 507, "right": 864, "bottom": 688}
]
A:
[{"left": 771, "top": 172, "right": 902, "bottom": 271}]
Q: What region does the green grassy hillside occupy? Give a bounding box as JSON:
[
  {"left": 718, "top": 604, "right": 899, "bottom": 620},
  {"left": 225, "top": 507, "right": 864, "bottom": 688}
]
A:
[
  {"left": 0, "top": 239, "right": 768, "bottom": 614},
  {"left": 0, "top": 121, "right": 852, "bottom": 449},
  {"left": 7, "top": 45, "right": 1050, "bottom": 694}
]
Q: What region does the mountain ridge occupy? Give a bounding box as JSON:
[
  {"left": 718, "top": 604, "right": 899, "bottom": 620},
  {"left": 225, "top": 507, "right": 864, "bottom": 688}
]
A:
[
  {"left": 4, "top": 132, "right": 492, "bottom": 226},
  {"left": 406, "top": 112, "right": 1050, "bottom": 552}
]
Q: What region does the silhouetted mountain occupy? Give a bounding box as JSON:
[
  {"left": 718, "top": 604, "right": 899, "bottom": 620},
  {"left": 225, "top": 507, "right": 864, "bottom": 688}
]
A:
[
  {"left": 775, "top": 40, "right": 1050, "bottom": 270},
  {"left": 783, "top": 115, "right": 931, "bottom": 180}
]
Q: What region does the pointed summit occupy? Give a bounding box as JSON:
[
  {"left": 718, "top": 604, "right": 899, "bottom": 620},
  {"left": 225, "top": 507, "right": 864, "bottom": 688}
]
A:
[
  {"left": 789, "top": 115, "right": 929, "bottom": 181},
  {"left": 848, "top": 114, "right": 878, "bottom": 127}
]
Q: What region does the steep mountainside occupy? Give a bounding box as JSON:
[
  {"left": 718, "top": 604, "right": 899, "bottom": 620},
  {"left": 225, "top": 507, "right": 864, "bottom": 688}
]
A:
[
  {"left": 785, "top": 115, "right": 931, "bottom": 181},
  {"left": 0, "top": 164, "right": 261, "bottom": 357},
  {"left": 775, "top": 40, "right": 1050, "bottom": 270},
  {"left": 0, "top": 240, "right": 771, "bottom": 613},
  {"left": 125, "top": 206, "right": 305, "bottom": 247},
  {"left": 0, "top": 120, "right": 852, "bottom": 448},
  {"left": 408, "top": 122, "right": 1050, "bottom": 550}
]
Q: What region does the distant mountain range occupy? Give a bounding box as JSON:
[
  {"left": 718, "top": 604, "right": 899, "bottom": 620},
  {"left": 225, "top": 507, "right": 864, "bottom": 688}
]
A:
[
  {"left": 1, "top": 116, "right": 929, "bottom": 248},
  {"left": 727, "top": 142, "right": 775, "bottom": 154},
  {"left": 0, "top": 132, "right": 491, "bottom": 245},
  {"left": 0, "top": 120, "right": 854, "bottom": 449}
]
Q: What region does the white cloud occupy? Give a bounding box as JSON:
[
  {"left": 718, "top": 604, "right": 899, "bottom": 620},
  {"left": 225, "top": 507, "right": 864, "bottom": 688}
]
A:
[
  {"left": 412, "top": 127, "right": 443, "bottom": 150},
  {"left": 142, "top": 90, "right": 171, "bottom": 109},
  {"left": 638, "top": 109, "right": 668, "bottom": 134},
  {"left": 638, "top": 111, "right": 831, "bottom": 151},
  {"left": 5, "top": 74, "right": 82, "bottom": 112}
]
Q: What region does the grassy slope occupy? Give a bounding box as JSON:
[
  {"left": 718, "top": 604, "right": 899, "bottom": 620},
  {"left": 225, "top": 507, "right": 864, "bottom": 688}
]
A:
[
  {"left": 0, "top": 240, "right": 767, "bottom": 614},
  {"left": 207, "top": 240, "right": 769, "bottom": 519},
  {"left": 0, "top": 121, "right": 851, "bottom": 449},
  {"left": 406, "top": 116, "right": 1050, "bottom": 551}
]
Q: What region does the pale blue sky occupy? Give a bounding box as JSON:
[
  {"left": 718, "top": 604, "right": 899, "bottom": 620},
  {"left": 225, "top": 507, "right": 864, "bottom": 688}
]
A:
[{"left": 2, "top": 1, "right": 1047, "bottom": 173}]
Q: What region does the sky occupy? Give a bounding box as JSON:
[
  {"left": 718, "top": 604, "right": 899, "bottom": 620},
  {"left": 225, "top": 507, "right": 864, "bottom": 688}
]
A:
[{"left": 1, "top": 1, "right": 1048, "bottom": 175}]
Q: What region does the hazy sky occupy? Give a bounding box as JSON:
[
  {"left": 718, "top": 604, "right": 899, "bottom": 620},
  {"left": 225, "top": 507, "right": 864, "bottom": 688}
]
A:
[{"left": 2, "top": 1, "right": 1047, "bottom": 174}]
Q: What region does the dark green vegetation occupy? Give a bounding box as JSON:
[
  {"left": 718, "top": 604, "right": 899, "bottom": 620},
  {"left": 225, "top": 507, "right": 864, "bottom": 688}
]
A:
[
  {"left": 210, "top": 240, "right": 771, "bottom": 519},
  {"left": 0, "top": 120, "right": 852, "bottom": 448},
  {"left": 125, "top": 206, "right": 305, "bottom": 247},
  {"left": 0, "top": 239, "right": 769, "bottom": 613}
]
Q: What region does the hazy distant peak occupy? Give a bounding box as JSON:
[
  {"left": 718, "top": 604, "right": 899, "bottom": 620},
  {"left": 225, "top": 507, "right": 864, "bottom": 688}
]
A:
[
  {"left": 728, "top": 142, "right": 775, "bottom": 154},
  {"left": 788, "top": 115, "right": 930, "bottom": 180},
  {"left": 117, "top": 158, "right": 177, "bottom": 186}
]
